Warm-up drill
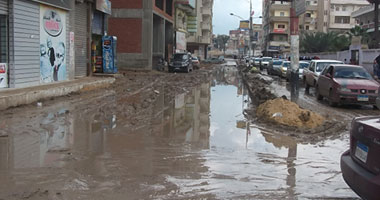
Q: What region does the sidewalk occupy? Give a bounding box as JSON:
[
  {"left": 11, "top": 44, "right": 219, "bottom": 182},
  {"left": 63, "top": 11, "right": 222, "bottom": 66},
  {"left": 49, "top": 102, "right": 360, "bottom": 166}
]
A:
[{"left": 0, "top": 77, "right": 115, "bottom": 111}]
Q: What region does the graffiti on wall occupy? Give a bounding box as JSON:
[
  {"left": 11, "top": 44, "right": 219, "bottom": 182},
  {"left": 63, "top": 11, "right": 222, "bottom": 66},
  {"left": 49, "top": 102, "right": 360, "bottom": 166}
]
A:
[{"left": 40, "top": 5, "right": 67, "bottom": 83}]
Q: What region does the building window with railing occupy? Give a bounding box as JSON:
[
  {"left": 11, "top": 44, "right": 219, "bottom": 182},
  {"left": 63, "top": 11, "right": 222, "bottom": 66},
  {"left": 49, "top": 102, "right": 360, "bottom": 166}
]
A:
[{"left": 335, "top": 16, "right": 350, "bottom": 24}]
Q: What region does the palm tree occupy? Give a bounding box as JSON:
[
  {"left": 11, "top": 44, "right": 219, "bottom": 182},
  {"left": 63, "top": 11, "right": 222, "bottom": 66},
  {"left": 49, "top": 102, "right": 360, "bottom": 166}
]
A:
[
  {"left": 367, "top": 0, "right": 379, "bottom": 48},
  {"left": 349, "top": 26, "right": 370, "bottom": 44},
  {"left": 300, "top": 32, "right": 350, "bottom": 53}
]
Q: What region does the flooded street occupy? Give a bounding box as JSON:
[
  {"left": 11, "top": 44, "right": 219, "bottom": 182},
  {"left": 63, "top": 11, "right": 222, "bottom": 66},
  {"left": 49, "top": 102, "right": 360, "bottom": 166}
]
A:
[{"left": 0, "top": 64, "right": 359, "bottom": 199}]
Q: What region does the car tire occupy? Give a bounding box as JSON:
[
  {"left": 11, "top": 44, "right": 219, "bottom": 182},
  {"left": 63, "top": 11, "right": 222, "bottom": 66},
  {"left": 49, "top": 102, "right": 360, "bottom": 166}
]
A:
[
  {"left": 328, "top": 90, "right": 338, "bottom": 107},
  {"left": 316, "top": 85, "right": 323, "bottom": 100}
]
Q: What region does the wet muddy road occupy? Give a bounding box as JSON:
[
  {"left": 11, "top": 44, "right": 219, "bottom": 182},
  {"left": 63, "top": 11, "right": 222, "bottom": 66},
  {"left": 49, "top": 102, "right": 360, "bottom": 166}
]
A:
[{"left": 0, "top": 63, "right": 361, "bottom": 199}]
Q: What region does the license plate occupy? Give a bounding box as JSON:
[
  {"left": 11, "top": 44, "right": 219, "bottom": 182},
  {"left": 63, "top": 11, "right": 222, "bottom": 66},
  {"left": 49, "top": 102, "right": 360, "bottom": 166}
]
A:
[
  {"left": 355, "top": 142, "right": 368, "bottom": 163},
  {"left": 357, "top": 95, "right": 369, "bottom": 101}
]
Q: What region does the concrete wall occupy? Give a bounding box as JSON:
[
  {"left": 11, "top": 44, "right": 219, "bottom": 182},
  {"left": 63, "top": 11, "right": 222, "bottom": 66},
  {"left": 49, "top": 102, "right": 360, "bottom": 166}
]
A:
[
  {"left": 302, "top": 48, "right": 380, "bottom": 74},
  {"left": 108, "top": 0, "right": 153, "bottom": 70}
]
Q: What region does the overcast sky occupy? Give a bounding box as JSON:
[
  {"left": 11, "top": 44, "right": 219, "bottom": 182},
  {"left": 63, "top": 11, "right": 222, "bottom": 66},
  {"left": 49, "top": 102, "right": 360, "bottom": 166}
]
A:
[{"left": 212, "top": 0, "right": 263, "bottom": 35}]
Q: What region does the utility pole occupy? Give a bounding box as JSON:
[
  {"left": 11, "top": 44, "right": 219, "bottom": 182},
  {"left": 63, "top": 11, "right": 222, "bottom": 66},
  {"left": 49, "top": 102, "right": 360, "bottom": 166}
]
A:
[
  {"left": 375, "top": 1, "right": 379, "bottom": 48},
  {"left": 290, "top": 0, "right": 300, "bottom": 102},
  {"left": 249, "top": 0, "right": 253, "bottom": 57}
]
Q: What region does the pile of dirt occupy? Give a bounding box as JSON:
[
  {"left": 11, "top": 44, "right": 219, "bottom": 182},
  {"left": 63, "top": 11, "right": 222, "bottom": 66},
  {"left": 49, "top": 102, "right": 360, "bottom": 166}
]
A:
[{"left": 256, "top": 98, "right": 325, "bottom": 129}]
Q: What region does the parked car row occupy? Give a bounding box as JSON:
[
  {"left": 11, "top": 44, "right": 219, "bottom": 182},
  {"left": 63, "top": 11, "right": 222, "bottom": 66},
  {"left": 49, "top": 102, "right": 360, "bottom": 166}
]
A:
[{"left": 168, "top": 53, "right": 220, "bottom": 73}]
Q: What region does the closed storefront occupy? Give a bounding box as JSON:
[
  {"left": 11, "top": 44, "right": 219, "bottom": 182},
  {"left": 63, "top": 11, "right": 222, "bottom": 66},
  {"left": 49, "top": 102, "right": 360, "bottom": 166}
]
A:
[
  {"left": 2, "top": 0, "right": 71, "bottom": 88},
  {"left": 74, "top": 1, "right": 88, "bottom": 77}
]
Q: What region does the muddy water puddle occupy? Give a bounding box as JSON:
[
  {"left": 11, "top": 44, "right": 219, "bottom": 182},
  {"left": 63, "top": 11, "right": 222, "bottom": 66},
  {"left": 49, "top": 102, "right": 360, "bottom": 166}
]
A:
[{"left": 0, "top": 66, "right": 358, "bottom": 199}]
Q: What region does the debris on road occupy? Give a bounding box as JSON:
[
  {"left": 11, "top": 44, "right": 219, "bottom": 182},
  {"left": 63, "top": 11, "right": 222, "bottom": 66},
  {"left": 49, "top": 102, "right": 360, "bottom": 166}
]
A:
[{"left": 257, "top": 98, "right": 325, "bottom": 129}]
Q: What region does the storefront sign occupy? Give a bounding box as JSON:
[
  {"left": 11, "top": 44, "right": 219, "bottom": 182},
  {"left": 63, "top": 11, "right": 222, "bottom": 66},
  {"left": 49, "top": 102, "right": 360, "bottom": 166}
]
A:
[
  {"left": 176, "top": 31, "right": 187, "bottom": 52},
  {"left": 32, "top": 0, "right": 71, "bottom": 10},
  {"left": 239, "top": 20, "right": 249, "bottom": 30},
  {"left": 42, "top": 9, "right": 64, "bottom": 37},
  {"left": 187, "top": 16, "right": 197, "bottom": 33},
  {"left": 273, "top": 28, "right": 286, "bottom": 33},
  {"left": 40, "top": 5, "right": 67, "bottom": 83},
  {"left": 96, "top": 0, "right": 112, "bottom": 15}
]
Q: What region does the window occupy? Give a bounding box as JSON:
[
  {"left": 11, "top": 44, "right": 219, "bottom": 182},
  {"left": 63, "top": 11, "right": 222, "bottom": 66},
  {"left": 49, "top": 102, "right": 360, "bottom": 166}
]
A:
[
  {"left": 306, "top": 1, "right": 310, "bottom": 6},
  {"left": 280, "top": 12, "right": 285, "bottom": 16},
  {"left": 342, "top": 6, "right": 346, "bottom": 11},
  {"left": 278, "top": 24, "right": 285, "bottom": 29},
  {"left": 335, "top": 16, "right": 350, "bottom": 24},
  {"left": 279, "top": 36, "right": 284, "bottom": 41},
  {"left": 324, "top": 22, "right": 328, "bottom": 26},
  {"left": 155, "top": 0, "right": 164, "bottom": 10},
  {"left": 306, "top": 13, "right": 311, "bottom": 17},
  {"left": 335, "top": 6, "right": 340, "bottom": 11},
  {"left": 331, "top": 4, "right": 334, "bottom": 9},
  {"left": 0, "top": 15, "right": 7, "bottom": 63},
  {"left": 305, "top": 25, "right": 310, "bottom": 30},
  {"left": 324, "top": 10, "right": 328, "bottom": 15},
  {"left": 314, "top": 1, "right": 317, "bottom": 4}
]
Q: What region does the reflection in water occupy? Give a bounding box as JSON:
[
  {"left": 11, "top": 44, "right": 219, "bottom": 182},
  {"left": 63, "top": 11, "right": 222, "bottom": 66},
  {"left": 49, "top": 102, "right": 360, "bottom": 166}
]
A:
[{"left": 0, "top": 66, "right": 358, "bottom": 199}]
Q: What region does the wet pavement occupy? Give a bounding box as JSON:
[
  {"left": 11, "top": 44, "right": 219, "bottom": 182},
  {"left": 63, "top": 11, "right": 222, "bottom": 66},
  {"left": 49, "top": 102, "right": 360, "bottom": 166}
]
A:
[{"left": 0, "top": 63, "right": 360, "bottom": 199}]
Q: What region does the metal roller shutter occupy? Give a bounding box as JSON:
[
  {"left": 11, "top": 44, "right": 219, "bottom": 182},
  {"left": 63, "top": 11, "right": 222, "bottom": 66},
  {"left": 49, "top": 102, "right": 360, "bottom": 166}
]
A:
[
  {"left": 74, "top": 2, "right": 88, "bottom": 77},
  {"left": 0, "top": 0, "right": 8, "bottom": 15}
]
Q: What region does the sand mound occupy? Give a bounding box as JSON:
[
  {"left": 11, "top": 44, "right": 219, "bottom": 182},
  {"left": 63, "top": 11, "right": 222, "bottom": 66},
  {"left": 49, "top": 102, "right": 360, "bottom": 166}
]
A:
[{"left": 256, "top": 98, "right": 325, "bottom": 129}]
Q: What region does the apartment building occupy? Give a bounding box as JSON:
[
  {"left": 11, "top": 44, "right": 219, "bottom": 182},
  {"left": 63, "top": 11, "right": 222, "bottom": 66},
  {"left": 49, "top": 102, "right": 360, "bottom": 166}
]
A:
[
  {"left": 352, "top": 4, "right": 380, "bottom": 47},
  {"left": 262, "top": 0, "right": 291, "bottom": 56},
  {"left": 187, "top": 0, "right": 213, "bottom": 60},
  {"left": 322, "top": 0, "right": 369, "bottom": 32}
]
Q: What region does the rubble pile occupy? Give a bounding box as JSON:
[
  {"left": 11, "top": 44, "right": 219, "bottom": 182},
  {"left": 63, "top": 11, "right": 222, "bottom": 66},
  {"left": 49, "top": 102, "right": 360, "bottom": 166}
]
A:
[{"left": 256, "top": 98, "right": 325, "bottom": 129}]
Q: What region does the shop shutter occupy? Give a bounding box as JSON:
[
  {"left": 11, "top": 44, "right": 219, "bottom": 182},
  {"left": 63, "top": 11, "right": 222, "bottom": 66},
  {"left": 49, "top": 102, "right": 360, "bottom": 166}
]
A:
[
  {"left": 74, "top": 2, "right": 88, "bottom": 77},
  {"left": 0, "top": 0, "right": 8, "bottom": 15}
]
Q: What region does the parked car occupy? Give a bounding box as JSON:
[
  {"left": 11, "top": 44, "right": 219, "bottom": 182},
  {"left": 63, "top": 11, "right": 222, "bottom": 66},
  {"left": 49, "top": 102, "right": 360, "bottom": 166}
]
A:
[
  {"left": 254, "top": 58, "right": 262, "bottom": 67},
  {"left": 203, "top": 57, "right": 224, "bottom": 64},
  {"left": 303, "top": 60, "right": 343, "bottom": 90},
  {"left": 280, "top": 61, "right": 290, "bottom": 78},
  {"left": 341, "top": 116, "right": 380, "bottom": 200},
  {"left": 191, "top": 56, "right": 200, "bottom": 69},
  {"left": 315, "top": 64, "right": 380, "bottom": 107},
  {"left": 285, "top": 61, "right": 310, "bottom": 81},
  {"left": 260, "top": 57, "right": 273, "bottom": 70},
  {"left": 267, "top": 59, "right": 283, "bottom": 76},
  {"left": 169, "top": 53, "right": 193, "bottom": 73}
]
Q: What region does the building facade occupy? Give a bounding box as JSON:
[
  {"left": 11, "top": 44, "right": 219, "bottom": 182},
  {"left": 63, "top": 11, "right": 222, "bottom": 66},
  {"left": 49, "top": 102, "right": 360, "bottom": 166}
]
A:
[
  {"left": 186, "top": 0, "right": 213, "bottom": 60},
  {"left": 352, "top": 4, "right": 380, "bottom": 48},
  {"left": 262, "top": 0, "right": 291, "bottom": 57},
  {"left": 108, "top": 0, "right": 174, "bottom": 70},
  {"left": 174, "top": 0, "right": 196, "bottom": 53},
  {"left": 0, "top": 0, "right": 110, "bottom": 89},
  {"left": 323, "top": 0, "right": 369, "bottom": 32}
]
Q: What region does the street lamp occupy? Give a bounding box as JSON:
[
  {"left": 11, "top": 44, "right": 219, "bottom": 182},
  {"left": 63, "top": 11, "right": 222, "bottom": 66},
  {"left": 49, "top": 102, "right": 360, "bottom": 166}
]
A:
[{"left": 230, "top": 13, "right": 245, "bottom": 20}]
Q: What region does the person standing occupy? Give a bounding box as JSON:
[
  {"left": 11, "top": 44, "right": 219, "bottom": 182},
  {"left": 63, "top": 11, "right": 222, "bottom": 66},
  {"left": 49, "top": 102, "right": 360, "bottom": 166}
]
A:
[{"left": 375, "top": 54, "right": 380, "bottom": 78}]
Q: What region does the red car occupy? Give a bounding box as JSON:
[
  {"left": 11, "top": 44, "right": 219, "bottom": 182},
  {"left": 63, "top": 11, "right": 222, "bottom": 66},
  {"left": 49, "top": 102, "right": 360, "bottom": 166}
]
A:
[
  {"left": 341, "top": 116, "right": 380, "bottom": 200},
  {"left": 315, "top": 64, "right": 380, "bottom": 107}
]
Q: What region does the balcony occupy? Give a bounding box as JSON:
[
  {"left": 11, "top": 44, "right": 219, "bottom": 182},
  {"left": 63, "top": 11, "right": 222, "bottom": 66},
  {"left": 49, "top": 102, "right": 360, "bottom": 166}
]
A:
[
  {"left": 201, "top": 22, "right": 211, "bottom": 30},
  {"left": 304, "top": 17, "right": 316, "bottom": 23},
  {"left": 269, "top": 3, "right": 291, "bottom": 11},
  {"left": 201, "top": 7, "right": 212, "bottom": 16},
  {"left": 306, "top": 5, "right": 318, "bottom": 11},
  {"left": 269, "top": 16, "right": 290, "bottom": 23},
  {"left": 270, "top": 28, "right": 288, "bottom": 34},
  {"left": 269, "top": 41, "right": 290, "bottom": 47}
]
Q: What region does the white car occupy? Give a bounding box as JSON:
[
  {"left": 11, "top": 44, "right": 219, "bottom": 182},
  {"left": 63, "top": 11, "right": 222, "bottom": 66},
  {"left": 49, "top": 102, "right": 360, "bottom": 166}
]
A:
[{"left": 302, "top": 59, "right": 343, "bottom": 89}]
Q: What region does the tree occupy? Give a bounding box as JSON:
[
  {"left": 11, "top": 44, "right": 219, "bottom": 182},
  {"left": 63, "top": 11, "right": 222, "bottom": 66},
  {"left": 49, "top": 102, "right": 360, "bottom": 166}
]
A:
[
  {"left": 300, "top": 31, "right": 350, "bottom": 53},
  {"left": 349, "top": 26, "right": 370, "bottom": 44},
  {"left": 216, "top": 35, "right": 230, "bottom": 53},
  {"left": 367, "top": 0, "right": 379, "bottom": 48}
]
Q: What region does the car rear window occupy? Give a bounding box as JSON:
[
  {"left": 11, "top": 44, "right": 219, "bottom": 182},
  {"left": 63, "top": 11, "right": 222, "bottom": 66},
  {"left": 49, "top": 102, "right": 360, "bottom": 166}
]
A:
[
  {"left": 174, "top": 54, "right": 187, "bottom": 60},
  {"left": 299, "top": 63, "right": 309, "bottom": 69},
  {"left": 263, "top": 58, "right": 272, "bottom": 62},
  {"left": 334, "top": 67, "right": 372, "bottom": 79},
  {"left": 273, "top": 61, "right": 283, "bottom": 65},
  {"left": 316, "top": 62, "right": 343, "bottom": 72},
  {"left": 283, "top": 62, "right": 290, "bottom": 67}
]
